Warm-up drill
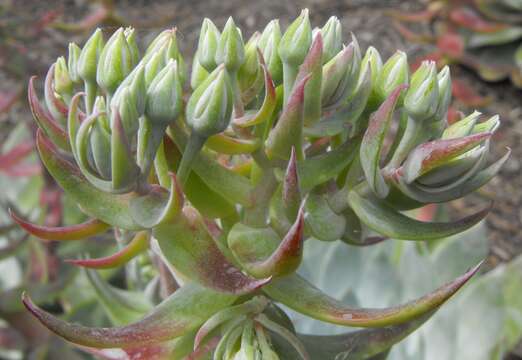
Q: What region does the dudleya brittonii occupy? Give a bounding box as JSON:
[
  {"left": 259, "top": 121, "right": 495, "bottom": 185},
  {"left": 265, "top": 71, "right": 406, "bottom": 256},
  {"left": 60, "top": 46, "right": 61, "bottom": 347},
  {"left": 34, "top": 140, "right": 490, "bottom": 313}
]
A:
[{"left": 15, "top": 9, "right": 510, "bottom": 360}]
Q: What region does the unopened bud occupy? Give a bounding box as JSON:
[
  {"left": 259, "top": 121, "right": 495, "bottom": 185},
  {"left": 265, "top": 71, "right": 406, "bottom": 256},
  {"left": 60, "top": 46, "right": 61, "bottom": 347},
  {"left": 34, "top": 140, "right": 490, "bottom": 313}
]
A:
[
  {"left": 376, "top": 50, "right": 409, "bottom": 103},
  {"left": 54, "top": 56, "right": 73, "bottom": 101},
  {"left": 197, "top": 18, "right": 221, "bottom": 72},
  {"left": 145, "top": 60, "right": 182, "bottom": 125},
  {"left": 216, "top": 17, "right": 245, "bottom": 73},
  {"left": 320, "top": 16, "right": 342, "bottom": 64},
  {"left": 67, "top": 42, "right": 81, "bottom": 83},
  {"left": 434, "top": 65, "right": 451, "bottom": 121},
  {"left": 258, "top": 20, "right": 283, "bottom": 85},
  {"left": 278, "top": 9, "right": 312, "bottom": 66},
  {"left": 404, "top": 61, "right": 439, "bottom": 122},
  {"left": 78, "top": 28, "right": 104, "bottom": 83},
  {"left": 186, "top": 66, "right": 234, "bottom": 137},
  {"left": 97, "top": 28, "right": 134, "bottom": 95}
]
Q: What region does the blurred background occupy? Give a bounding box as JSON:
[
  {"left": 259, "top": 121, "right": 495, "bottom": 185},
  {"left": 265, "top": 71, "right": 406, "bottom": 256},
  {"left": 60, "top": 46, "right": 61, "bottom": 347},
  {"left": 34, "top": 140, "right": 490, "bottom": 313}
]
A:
[{"left": 0, "top": 0, "right": 521, "bottom": 359}]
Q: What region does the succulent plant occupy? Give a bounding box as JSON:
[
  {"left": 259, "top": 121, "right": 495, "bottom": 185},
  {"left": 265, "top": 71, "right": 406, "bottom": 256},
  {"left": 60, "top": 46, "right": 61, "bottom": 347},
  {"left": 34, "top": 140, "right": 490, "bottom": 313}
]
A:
[
  {"left": 392, "top": 0, "right": 522, "bottom": 88},
  {"left": 13, "top": 9, "right": 510, "bottom": 359}
]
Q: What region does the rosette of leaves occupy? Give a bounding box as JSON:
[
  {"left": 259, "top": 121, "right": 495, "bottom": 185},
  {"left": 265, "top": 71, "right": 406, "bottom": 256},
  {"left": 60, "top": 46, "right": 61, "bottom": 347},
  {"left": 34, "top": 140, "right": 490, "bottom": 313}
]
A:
[
  {"left": 12, "top": 9, "right": 511, "bottom": 359},
  {"left": 392, "top": 0, "right": 522, "bottom": 88}
]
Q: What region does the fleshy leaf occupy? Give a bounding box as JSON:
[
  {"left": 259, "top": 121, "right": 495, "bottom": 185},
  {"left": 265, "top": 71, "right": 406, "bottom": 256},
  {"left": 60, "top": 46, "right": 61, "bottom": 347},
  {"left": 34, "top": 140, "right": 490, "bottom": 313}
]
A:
[
  {"left": 402, "top": 132, "right": 492, "bottom": 183},
  {"left": 298, "top": 137, "right": 360, "bottom": 192},
  {"left": 129, "top": 173, "right": 183, "bottom": 228},
  {"left": 304, "top": 193, "right": 346, "bottom": 242},
  {"left": 154, "top": 206, "right": 270, "bottom": 294},
  {"left": 229, "top": 207, "right": 305, "bottom": 278},
  {"left": 234, "top": 63, "right": 277, "bottom": 127},
  {"left": 11, "top": 212, "right": 109, "bottom": 241},
  {"left": 348, "top": 189, "right": 491, "bottom": 240},
  {"left": 36, "top": 129, "right": 143, "bottom": 230},
  {"left": 263, "top": 262, "right": 480, "bottom": 328},
  {"left": 361, "top": 84, "right": 407, "bottom": 198},
  {"left": 66, "top": 231, "right": 149, "bottom": 269},
  {"left": 28, "top": 76, "right": 70, "bottom": 151},
  {"left": 205, "top": 133, "right": 261, "bottom": 154},
  {"left": 84, "top": 268, "right": 153, "bottom": 325},
  {"left": 282, "top": 147, "right": 301, "bottom": 221},
  {"left": 22, "top": 282, "right": 236, "bottom": 348},
  {"left": 297, "top": 312, "right": 433, "bottom": 359}
]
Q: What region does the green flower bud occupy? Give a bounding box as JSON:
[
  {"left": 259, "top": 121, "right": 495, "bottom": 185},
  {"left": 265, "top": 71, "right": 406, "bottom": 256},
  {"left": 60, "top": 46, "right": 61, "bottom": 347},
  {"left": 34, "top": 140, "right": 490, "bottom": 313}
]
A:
[
  {"left": 434, "top": 65, "right": 452, "bottom": 121},
  {"left": 258, "top": 19, "right": 283, "bottom": 85},
  {"left": 144, "top": 50, "right": 165, "bottom": 88},
  {"left": 186, "top": 66, "right": 234, "bottom": 137},
  {"left": 197, "top": 18, "right": 221, "bottom": 72},
  {"left": 404, "top": 61, "right": 440, "bottom": 122},
  {"left": 67, "top": 42, "right": 81, "bottom": 83},
  {"left": 321, "top": 43, "right": 356, "bottom": 108},
  {"left": 77, "top": 28, "right": 104, "bottom": 83},
  {"left": 320, "top": 16, "right": 342, "bottom": 64},
  {"left": 97, "top": 28, "right": 135, "bottom": 95},
  {"left": 112, "top": 66, "right": 145, "bottom": 136},
  {"left": 358, "top": 46, "right": 382, "bottom": 109},
  {"left": 216, "top": 17, "right": 245, "bottom": 73},
  {"left": 376, "top": 50, "right": 409, "bottom": 103},
  {"left": 278, "top": 9, "right": 312, "bottom": 66},
  {"left": 163, "top": 29, "right": 188, "bottom": 85},
  {"left": 144, "top": 29, "right": 173, "bottom": 58},
  {"left": 124, "top": 27, "right": 140, "bottom": 66},
  {"left": 54, "top": 56, "right": 73, "bottom": 101},
  {"left": 238, "top": 32, "right": 261, "bottom": 93},
  {"left": 145, "top": 60, "right": 182, "bottom": 125},
  {"left": 190, "top": 49, "right": 209, "bottom": 90}
]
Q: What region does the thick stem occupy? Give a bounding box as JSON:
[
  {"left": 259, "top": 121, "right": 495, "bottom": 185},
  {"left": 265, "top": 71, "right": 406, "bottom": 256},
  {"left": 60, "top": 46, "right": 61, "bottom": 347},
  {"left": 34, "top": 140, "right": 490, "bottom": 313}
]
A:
[
  {"left": 84, "top": 80, "right": 98, "bottom": 114},
  {"left": 282, "top": 62, "right": 298, "bottom": 106},
  {"left": 230, "top": 70, "right": 245, "bottom": 118},
  {"left": 176, "top": 133, "right": 206, "bottom": 186}
]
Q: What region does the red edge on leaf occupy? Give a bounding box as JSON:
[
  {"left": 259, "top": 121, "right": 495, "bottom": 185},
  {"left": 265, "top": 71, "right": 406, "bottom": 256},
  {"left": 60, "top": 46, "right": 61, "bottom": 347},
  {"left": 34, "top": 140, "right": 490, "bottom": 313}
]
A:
[
  {"left": 10, "top": 210, "right": 109, "bottom": 241},
  {"left": 66, "top": 231, "right": 149, "bottom": 269}
]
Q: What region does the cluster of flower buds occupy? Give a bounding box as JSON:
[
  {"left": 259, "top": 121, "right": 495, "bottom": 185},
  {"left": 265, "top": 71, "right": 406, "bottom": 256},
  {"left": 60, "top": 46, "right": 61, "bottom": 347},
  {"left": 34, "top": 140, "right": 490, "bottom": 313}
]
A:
[
  {"left": 392, "top": 0, "right": 522, "bottom": 88},
  {"left": 18, "top": 9, "right": 509, "bottom": 359}
]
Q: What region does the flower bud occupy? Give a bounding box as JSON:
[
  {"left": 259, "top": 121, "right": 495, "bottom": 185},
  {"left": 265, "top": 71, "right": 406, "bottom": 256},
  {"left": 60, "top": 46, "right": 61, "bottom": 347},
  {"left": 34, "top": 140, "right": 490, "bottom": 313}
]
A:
[
  {"left": 278, "top": 9, "right": 312, "bottom": 66},
  {"left": 376, "top": 50, "right": 409, "bottom": 103},
  {"left": 238, "top": 32, "right": 261, "bottom": 93},
  {"left": 144, "top": 50, "right": 165, "bottom": 88},
  {"left": 54, "top": 56, "right": 73, "bottom": 101},
  {"left": 191, "top": 50, "right": 209, "bottom": 90},
  {"left": 97, "top": 28, "right": 135, "bottom": 95},
  {"left": 357, "top": 46, "right": 382, "bottom": 109},
  {"left": 124, "top": 27, "right": 140, "bottom": 66},
  {"left": 112, "top": 66, "right": 145, "bottom": 136},
  {"left": 258, "top": 20, "right": 283, "bottom": 85},
  {"left": 404, "top": 61, "right": 439, "bottom": 122},
  {"left": 320, "top": 16, "right": 342, "bottom": 64},
  {"left": 145, "top": 60, "right": 182, "bottom": 125},
  {"left": 186, "top": 66, "right": 234, "bottom": 137},
  {"left": 67, "top": 42, "right": 81, "bottom": 83},
  {"left": 434, "top": 65, "right": 451, "bottom": 121},
  {"left": 216, "top": 17, "right": 245, "bottom": 73},
  {"left": 77, "top": 28, "right": 104, "bottom": 83},
  {"left": 321, "top": 43, "right": 355, "bottom": 107},
  {"left": 197, "top": 18, "right": 221, "bottom": 72},
  {"left": 163, "top": 29, "right": 187, "bottom": 85}
]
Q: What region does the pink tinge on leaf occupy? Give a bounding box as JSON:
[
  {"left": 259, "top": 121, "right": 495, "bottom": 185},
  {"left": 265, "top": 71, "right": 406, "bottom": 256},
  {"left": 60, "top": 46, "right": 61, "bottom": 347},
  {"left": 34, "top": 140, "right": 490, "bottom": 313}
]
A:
[
  {"left": 11, "top": 211, "right": 110, "bottom": 241},
  {"left": 0, "top": 142, "right": 35, "bottom": 171},
  {"left": 66, "top": 231, "right": 149, "bottom": 269},
  {"left": 449, "top": 7, "right": 508, "bottom": 33},
  {"left": 436, "top": 32, "right": 465, "bottom": 58}
]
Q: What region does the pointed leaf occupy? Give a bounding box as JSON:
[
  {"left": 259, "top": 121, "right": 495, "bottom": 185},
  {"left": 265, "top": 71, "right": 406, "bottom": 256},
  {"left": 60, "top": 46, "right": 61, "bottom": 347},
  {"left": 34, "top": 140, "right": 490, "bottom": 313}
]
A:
[
  {"left": 361, "top": 84, "right": 407, "bottom": 198},
  {"left": 297, "top": 312, "right": 433, "bottom": 359},
  {"left": 348, "top": 189, "right": 491, "bottom": 240},
  {"left": 263, "top": 262, "right": 480, "bottom": 328},
  {"left": 402, "top": 133, "right": 492, "bottom": 183},
  {"left": 36, "top": 130, "right": 143, "bottom": 230},
  {"left": 305, "top": 193, "right": 346, "bottom": 242},
  {"left": 282, "top": 147, "right": 301, "bottom": 221},
  {"left": 67, "top": 231, "right": 149, "bottom": 269},
  {"left": 153, "top": 207, "right": 270, "bottom": 295},
  {"left": 28, "top": 76, "right": 70, "bottom": 151},
  {"left": 23, "top": 283, "right": 236, "bottom": 348},
  {"left": 205, "top": 133, "right": 261, "bottom": 154},
  {"left": 11, "top": 212, "right": 109, "bottom": 241}
]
